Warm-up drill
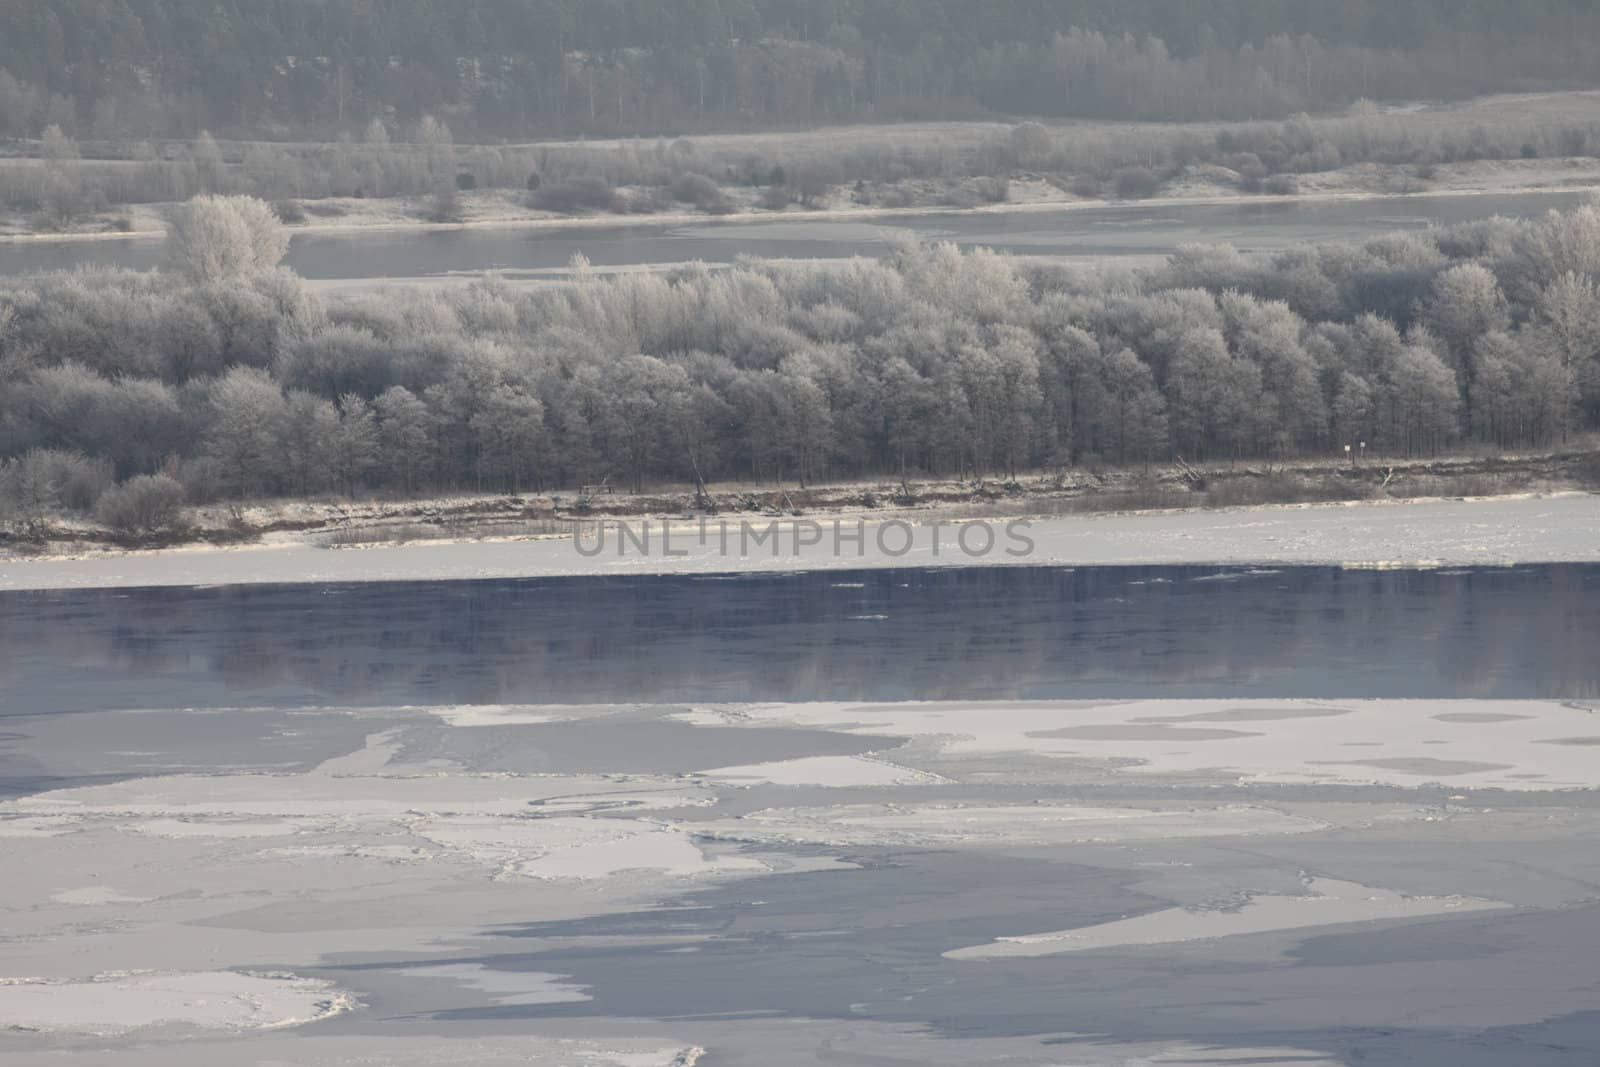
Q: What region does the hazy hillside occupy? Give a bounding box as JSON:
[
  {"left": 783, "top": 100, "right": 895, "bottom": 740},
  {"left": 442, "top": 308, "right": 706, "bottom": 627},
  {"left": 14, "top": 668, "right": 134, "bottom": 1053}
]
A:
[{"left": 6, "top": 0, "right": 1600, "bottom": 139}]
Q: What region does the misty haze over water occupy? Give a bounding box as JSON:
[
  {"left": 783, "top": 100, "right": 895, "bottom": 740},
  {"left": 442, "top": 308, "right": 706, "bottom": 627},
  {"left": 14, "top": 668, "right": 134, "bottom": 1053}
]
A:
[{"left": 4, "top": 564, "right": 1597, "bottom": 716}]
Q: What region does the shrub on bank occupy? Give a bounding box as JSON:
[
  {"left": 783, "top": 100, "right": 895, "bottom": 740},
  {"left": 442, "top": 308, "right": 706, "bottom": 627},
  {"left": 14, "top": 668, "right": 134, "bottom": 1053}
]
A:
[
  {"left": 95, "top": 474, "right": 186, "bottom": 538},
  {"left": 668, "top": 172, "right": 730, "bottom": 212},
  {"left": 531, "top": 176, "right": 621, "bottom": 214},
  {"left": 1113, "top": 166, "right": 1159, "bottom": 199}
]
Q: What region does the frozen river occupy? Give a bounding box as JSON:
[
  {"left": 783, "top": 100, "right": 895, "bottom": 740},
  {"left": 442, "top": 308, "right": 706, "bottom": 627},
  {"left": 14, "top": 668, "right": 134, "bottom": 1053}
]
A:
[
  {"left": 1, "top": 190, "right": 1591, "bottom": 281},
  {"left": 4, "top": 565, "right": 1600, "bottom": 1066}
]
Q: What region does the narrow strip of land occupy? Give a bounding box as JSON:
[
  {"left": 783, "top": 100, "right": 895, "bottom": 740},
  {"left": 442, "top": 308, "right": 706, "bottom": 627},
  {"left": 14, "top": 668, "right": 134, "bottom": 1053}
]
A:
[{"left": 2, "top": 494, "right": 1594, "bottom": 591}]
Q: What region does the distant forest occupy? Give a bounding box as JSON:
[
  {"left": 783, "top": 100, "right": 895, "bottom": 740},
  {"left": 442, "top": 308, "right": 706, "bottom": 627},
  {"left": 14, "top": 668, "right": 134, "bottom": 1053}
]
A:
[{"left": 5, "top": 1, "right": 1600, "bottom": 139}]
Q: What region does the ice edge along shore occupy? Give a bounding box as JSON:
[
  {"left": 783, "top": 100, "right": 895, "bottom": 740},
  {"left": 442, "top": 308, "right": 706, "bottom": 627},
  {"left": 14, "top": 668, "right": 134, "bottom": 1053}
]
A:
[{"left": 2, "top": 493, "right": 1596, "bottom": 591}]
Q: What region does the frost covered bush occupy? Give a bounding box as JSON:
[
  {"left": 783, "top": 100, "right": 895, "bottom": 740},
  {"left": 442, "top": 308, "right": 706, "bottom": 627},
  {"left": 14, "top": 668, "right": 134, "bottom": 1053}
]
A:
[
  {"left": 1113, "top": 166, "right": 1159, "bottom": 199},
  {"left": 0, "top": 449, "right": 115, "bottom": 533},
  {"left": 530, "top": 177, "right": 620, "bottom": 214},
  {"left": 668, "top": 172, "right": 729, "bottom": 211},
  {"left": 94, "top": 474, "right": 186, "bottom": 537}
]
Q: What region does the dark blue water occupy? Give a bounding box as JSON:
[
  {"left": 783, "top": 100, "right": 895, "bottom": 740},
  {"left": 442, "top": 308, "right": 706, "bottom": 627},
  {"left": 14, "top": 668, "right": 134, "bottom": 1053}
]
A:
[{"left": 2, "top": 564, "right": 1596, "bottom": 717}]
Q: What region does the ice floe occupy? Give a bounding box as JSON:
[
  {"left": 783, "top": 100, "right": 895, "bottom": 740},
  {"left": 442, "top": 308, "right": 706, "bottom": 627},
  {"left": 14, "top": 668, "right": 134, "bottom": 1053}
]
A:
[
  {"left": 675, "top": 699, "right": 1600, "bottom": 789},
  {"left": 0, "top": 970, "right": 355, "bottom": 1034},
  {"left": 945, "top": 877, "right": 1509, "bottom": 959}
]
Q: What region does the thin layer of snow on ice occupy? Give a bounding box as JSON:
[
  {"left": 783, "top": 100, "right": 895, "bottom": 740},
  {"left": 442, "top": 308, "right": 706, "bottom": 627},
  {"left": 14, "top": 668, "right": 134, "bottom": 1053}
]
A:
[
  {"left": 124, "top": 817, "right": 304, "bottom": 838},
  {"left": 397, "top": 963, "right": 592, "bottom": 1005},
  {"left": 945, "top": 877, "right": 1509, "bottom": 959},
  {"left": 420, "top": 704, "right": 574, "bottom": 727},
  {"left": 263, "top": 842, "right": 432, "bottom": 863},
  {"left": 4, "top": 494, "right": 1598, "bottom": 590},
  {"left": 407, "top": 815, "right": 767, "bottom": 881},
  {"left": 11, "top": 1031, "right": 712, "bottom": 1066},
  {"left": 0, "top": 815, "right": 81, "bottom": 837},
  {"left": 709, "top": 802, "right": 1325, "bottom": 847},
  {"left": 3, "top": 1022, "right": 1334, "bottom": 1067},
  {"left": 235, "top": 1036, "right": 703, "bottom": 1067},
  {"left": 700, "top": 754, "right": 945, "bottom": 787},
  {"left": 1, "top": 758, "right": 743, "bottom": 886},
  {"left": 0, "top": 970, "right": 355, "bottom": 1034},
  {"left": 677, "top": 699, "right": 1600, "bottom": 789},
  {"left": 50, "top": 886, "right": 151, "bottom": 906},
  {"left": 9, "top": 770, "right": 711, "bottom": 820}
]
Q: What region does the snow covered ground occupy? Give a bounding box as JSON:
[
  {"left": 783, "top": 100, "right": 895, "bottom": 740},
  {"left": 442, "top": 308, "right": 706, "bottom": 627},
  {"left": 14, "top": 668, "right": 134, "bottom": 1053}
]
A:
[{"left": 2, "top": 493, "right": 1596, "bottom": 590}]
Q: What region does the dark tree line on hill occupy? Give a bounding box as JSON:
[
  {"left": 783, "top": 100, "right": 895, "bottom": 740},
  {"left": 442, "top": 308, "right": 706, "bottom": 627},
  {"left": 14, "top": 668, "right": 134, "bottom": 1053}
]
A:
[
  {"left": 3, "top": 195, "right": 1599, "bottom": 530},
  {"left": 5, "top": 1, "right": 1600, "bottom": 139}
]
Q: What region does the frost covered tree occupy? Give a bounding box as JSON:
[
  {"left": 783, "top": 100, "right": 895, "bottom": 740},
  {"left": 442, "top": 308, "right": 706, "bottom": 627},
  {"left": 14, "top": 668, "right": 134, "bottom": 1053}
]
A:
[
  {"left": 330, "top": 394, "right": 378, "bottom": 496},
  {"left": 206, "top": 366, "right": 288, "bottom": 496},
  {"left": 1385, "top": 345, "right": 1460, "bottom": 455},
  {"left": 374, "top": 386, "right": 436, "bottom": 493},
  {"left": 1219, "top": 290, "right": 1325, "bottom": 453},
  {"left": 1426, "top": 262, "right": 1509, "bottom": 424},
  {"left": 279, "top": 390, "right": 340, "bottom": 495},
  {"left": 774, "top": 360, "right": 835, "bottom": 487},
  {"left": 360, "top": 118, "right": 393, "bottom": 196},
  {"left": 1331, "top": 371, "right": 1376, "bottom": 452},
  {"left": 166, "top": 195, "right": 289, "bottom": 282},
  {"left": 189, "top": 130, "right": 226, "bottom": 193},
  {"left": 471, "top": 383, "right": 545, "bottom": 492},
  {"left": 1504, "top": 203, "right": 1600, "bottom": 304},
  {"left": 1532, "top": 272, "right": 1600, "bottom": 437},
  {"left": 37, "top": 123, "right": 83, "bottom": 229},
  {"left": 1166, "top": 326, "right": 1261, "bottom": 460},
  {"left": 1102, "top": 347, "right": 1168, "bottom": 466}
]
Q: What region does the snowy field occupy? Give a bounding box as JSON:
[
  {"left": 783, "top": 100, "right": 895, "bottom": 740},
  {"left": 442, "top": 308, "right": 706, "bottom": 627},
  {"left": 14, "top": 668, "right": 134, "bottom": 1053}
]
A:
[{"left": 2, "top": 493, "right": 1597, "bottom": 591}]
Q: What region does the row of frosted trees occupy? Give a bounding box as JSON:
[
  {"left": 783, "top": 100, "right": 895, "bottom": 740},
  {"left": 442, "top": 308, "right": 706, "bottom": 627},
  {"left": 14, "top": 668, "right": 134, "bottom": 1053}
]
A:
[{"left": 3, "top": 196, "right": 1599, "bottom": 515}]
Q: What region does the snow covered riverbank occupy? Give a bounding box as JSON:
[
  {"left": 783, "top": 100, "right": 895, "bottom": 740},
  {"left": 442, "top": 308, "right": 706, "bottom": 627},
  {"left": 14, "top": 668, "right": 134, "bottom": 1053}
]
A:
[{"left": 2, "top": 493, "right": 1596, "bottom": 591}]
